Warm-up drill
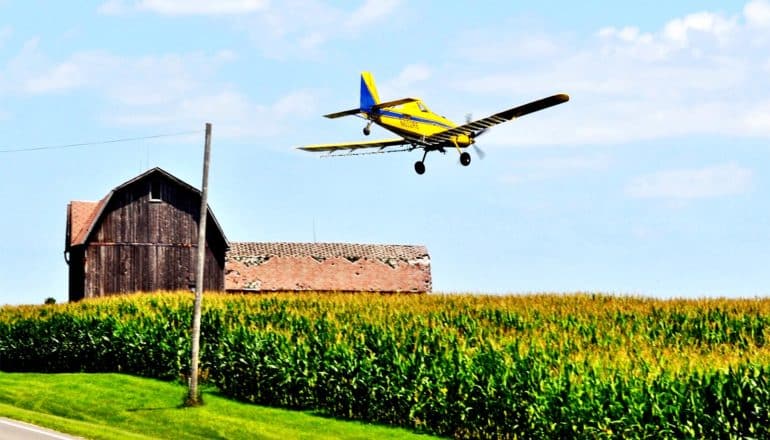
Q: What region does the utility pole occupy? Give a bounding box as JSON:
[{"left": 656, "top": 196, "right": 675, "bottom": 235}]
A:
[{"left": 187, "top": 122, "right": 212, "bottom": 406}]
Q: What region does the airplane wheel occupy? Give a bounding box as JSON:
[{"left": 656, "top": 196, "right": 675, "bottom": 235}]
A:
[
  {"left": 460, "top": 152, "right": 471, "bottom": 166},
  {"left": 363, "top": 126, "right": 371, "bottom": 136},
  {"left": 414, "top": 161, "right": 426, "bottom": 175}
]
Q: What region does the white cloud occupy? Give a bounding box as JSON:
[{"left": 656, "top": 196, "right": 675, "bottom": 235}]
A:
[
  {"left": 138, "top": 0, "right": 266, "bottom": 15},
  {"left": 662, "top": 12, "right": 737, "bottom": 46},
  {"left": 272, "top": 90, "right": 318, "bottom": 118},
  {"left": 298, "top": 32, "right": 326, "bottom": 50},
  {"left": 500, "top": 155, "right": 611, "bottom": 184},
  {"left": 99, "top": 0, "right": 267, "bottom": 15},
  {"left": 3, "top": 45, "right": 314, "bottom": 140},
  {"left": 235, "top": 0, "right": 405, "bottom": 59},
  {"left": 21, "top": 50, "right": 231, "bottom": 99},
  {"left": 598, "top": 26, "right": 653, "bottom": 44},
  {"left": 105, "top": 89, "right": 318, "bottom": 139},
  {"left": 346, "top": 0, "right": 401, "bottom": 31},
  {"left": 742, "top": 100, "right": 770, "bottom": 134},
  {"left": 97, "top": 0, "right": 402, "bottom": 57},
  {"left": 379, "top": 64, "right": 432, "bottom": 98},
  {"left": 97, "top": 0, "right": 129, "bottom": 15},
  {"left": 452, "top": 1, "right": 770, "bottom": 146},
  {"left": 745, "top": 0, "right": 770, "bottom": 27},
  {"left": 455, "top": 26, "right": 561, "bottom": 64},
  {"left": 625, "top": 163, "right": 753, "bottom": 199},
  {"left": 0, "top": 38, "right": 47, "bottom": 95},
  {"left": 0, "top": 27, "right": 11, "bottom": 47},
  {"left": 24, "top": 61, "right": 85, "bottom": 93},
  {"left": 397, "top": 64, "right": 431, "bottom": 84}
]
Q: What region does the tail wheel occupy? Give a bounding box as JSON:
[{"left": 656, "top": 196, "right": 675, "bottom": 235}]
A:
[
  {"left": 460, "top": 152, "right": 471, "bottom": 166},
  {"left": 414, "top": 161, "right": 426, "bottom": 175},
  {"left": 363, "top": 122, "right": 372, "bottom": 136}
]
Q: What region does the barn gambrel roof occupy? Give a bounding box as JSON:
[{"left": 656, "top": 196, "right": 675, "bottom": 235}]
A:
[{"left": 65, "top": 167, "right": 228, "bottom": 250}]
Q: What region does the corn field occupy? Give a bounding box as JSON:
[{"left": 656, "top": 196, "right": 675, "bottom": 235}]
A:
[{"left": 2, "top": 292, "right": 770, "bottom": 439}]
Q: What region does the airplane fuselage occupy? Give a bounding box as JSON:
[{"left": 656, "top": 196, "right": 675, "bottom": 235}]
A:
[{"left": 367, "top": 101, "right": 473, "bottom": 150}]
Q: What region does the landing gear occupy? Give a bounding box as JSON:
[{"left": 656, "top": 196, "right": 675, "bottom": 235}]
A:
[
  {"left": 363, "top": 122, "right": 372, "bottom": 136},
  {"left": 414, "top": 150, "right": 429, "bottom": 175},
  {"left": 460, "top": 152, "right": 471, "bottom": 166}
]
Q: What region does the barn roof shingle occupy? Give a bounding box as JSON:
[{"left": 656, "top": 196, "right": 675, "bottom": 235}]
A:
[
  {"left": 228, "top": 242, "right": 429, "bottom": 262},
  {"left": 68, "top": 200, "right": 104, "bottom": 247}
]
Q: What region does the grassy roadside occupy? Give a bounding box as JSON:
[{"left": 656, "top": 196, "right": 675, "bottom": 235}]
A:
[{"left": 0, "top": 372, "right": 440, "bottom": 440}]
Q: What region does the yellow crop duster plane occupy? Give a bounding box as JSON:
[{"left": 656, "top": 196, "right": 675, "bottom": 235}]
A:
[{"left": 298, "top": 72, "right": 569, "bottom": 174}]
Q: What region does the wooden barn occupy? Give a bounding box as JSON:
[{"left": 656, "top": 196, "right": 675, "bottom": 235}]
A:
[
  {"left": 225, "top": 242, "right": 431, "bottom": 293},
  {"left": 65, "top": 168, "right": 228, "bottom": 301}
]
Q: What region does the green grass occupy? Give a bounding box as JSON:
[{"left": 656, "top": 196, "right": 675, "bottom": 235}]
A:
[{"left": 0, "top": 372, "right": 440, "bottom": 440}]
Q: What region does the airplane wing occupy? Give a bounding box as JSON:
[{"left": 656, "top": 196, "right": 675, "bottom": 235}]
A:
[
  {"left": 423, "top": 93, "right": 570, "bottom": 145},
  {"left": 298, "top": 138, "right": 409, "bottom": 153}
]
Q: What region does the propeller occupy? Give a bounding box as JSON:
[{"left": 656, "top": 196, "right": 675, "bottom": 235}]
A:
[{"left": 465, "top": 113, "right": 487, "bottom": 159}]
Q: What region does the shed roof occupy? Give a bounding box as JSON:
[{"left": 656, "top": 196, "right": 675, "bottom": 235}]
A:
[{"left": 228, "top": 242, "right": 429, "bottom": 262}]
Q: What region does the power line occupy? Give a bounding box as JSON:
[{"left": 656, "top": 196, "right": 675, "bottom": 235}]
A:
[{"left": 0, "top": 130, "right": 202, "bottom": 154}]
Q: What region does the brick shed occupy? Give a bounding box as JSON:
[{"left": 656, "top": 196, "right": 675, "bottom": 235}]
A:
[{"left": 225, "top": 242, "right": 431, "bottom": 293}]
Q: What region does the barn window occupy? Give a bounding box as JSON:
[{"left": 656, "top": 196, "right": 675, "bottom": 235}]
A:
[{"left": 149, "top": 180, "right": 162, "bottom": 202}]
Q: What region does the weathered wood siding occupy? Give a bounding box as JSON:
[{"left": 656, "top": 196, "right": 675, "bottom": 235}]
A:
[{"left": 80, "top": 176, "right": 225, "bottom": 299}]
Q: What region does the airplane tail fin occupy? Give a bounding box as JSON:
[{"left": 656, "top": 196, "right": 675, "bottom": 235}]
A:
[
  {"left": 360, "top": 71, "right": 380, "bottom": 111},
  {"left": 323, "top": 72, "right": 381, "bottom": 119}
]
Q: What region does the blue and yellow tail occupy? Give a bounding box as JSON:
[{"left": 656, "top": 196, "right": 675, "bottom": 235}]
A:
[
  {"left": 360, "top": 72, "right": 380, "bottom": 111},
  {"left": 323, "top": 71, "right": 382, "bottom": 119}
]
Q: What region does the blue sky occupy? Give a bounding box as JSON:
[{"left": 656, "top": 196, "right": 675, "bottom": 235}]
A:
[{"left": 1, "top": 1, "right": 769, "bottom": 304}]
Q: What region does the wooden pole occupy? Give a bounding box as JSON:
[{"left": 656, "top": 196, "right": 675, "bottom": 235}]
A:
[{"left": 187, "top": 122, "right": 212, "bottom": 406}]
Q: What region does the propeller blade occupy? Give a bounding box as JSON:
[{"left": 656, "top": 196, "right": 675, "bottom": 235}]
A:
[
  {"left": 465, "top": 113, "right": 489, "bottom": 138},
  {"left": 467, "top": 113, "right": 489, "bottom": 153},
  {"left": 473, "top": 144, "right": 486, "bottom": 160}
]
